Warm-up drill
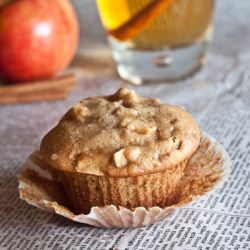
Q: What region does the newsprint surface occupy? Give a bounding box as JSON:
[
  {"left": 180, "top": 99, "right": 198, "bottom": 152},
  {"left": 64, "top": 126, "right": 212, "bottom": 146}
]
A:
[{"left": 0, "top": 0, "right": 250, "bottom": 249}]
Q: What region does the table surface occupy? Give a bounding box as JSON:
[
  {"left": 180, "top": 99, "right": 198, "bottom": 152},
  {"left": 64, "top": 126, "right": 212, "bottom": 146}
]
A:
[{"left": 0, "top": 0, "right": 250, "bottom": 249}]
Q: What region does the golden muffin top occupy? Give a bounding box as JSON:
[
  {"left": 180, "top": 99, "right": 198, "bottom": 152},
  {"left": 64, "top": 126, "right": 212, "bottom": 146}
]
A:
[{"left": 40, "top": 88, "right": 200, "bottom": 177}]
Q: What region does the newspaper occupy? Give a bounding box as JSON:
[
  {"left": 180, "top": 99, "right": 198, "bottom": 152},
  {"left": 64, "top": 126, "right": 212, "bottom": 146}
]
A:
[{"left": 1, "top": 0, "right": 250, "bottom": 249}]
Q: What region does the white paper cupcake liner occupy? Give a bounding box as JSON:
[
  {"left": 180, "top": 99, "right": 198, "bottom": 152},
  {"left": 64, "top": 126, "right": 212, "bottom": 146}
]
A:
[{"left": 18, "top": 133, "right": 230, "bottom": 228}]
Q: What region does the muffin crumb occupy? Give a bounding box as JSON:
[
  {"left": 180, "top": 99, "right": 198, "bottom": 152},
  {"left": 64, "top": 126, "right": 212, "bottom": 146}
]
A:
[
  {"left": 113, "top": 149, "right": 128, "bottom": 168},
  {"left": 125, "top": 146, "right": 141, "bottom": 162},
  {"left": 51, "top": 154, "right": 58, "bottom": 161}
]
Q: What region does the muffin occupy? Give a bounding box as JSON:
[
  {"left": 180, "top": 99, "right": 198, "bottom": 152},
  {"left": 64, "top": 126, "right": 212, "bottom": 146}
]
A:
[{"left": 40, "top": 88, "right": 201, "bottom": 214}]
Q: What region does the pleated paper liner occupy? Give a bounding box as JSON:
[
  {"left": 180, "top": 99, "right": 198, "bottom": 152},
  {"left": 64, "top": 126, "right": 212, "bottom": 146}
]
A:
[{"left": 18, "top": 133, "right": 230, "bottom": 228}]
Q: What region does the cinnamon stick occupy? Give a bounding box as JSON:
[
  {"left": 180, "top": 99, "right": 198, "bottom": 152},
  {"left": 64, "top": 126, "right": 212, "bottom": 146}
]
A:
[
  {"left": 0, "top": 74, "right": 76, "bottom": 96},
  {"left": 108, "top": 0, "right": 173, "bottom": 41},
  {"left": 0, "top": 89, "right": 68, "bottom": 105},
  {"left": 0, "top": 74, "right": 76, "bottom": 105}
]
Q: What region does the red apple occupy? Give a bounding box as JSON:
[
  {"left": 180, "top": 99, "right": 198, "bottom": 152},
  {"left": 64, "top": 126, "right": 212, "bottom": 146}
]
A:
[{"left": 0, "top": 0, "right": 79, "bottom": 82}]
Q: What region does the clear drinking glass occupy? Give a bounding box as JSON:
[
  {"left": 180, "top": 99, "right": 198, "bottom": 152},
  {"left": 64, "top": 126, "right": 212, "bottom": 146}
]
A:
[{"left": 96, "top": 0, "right": 215, "bottom": 85}]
